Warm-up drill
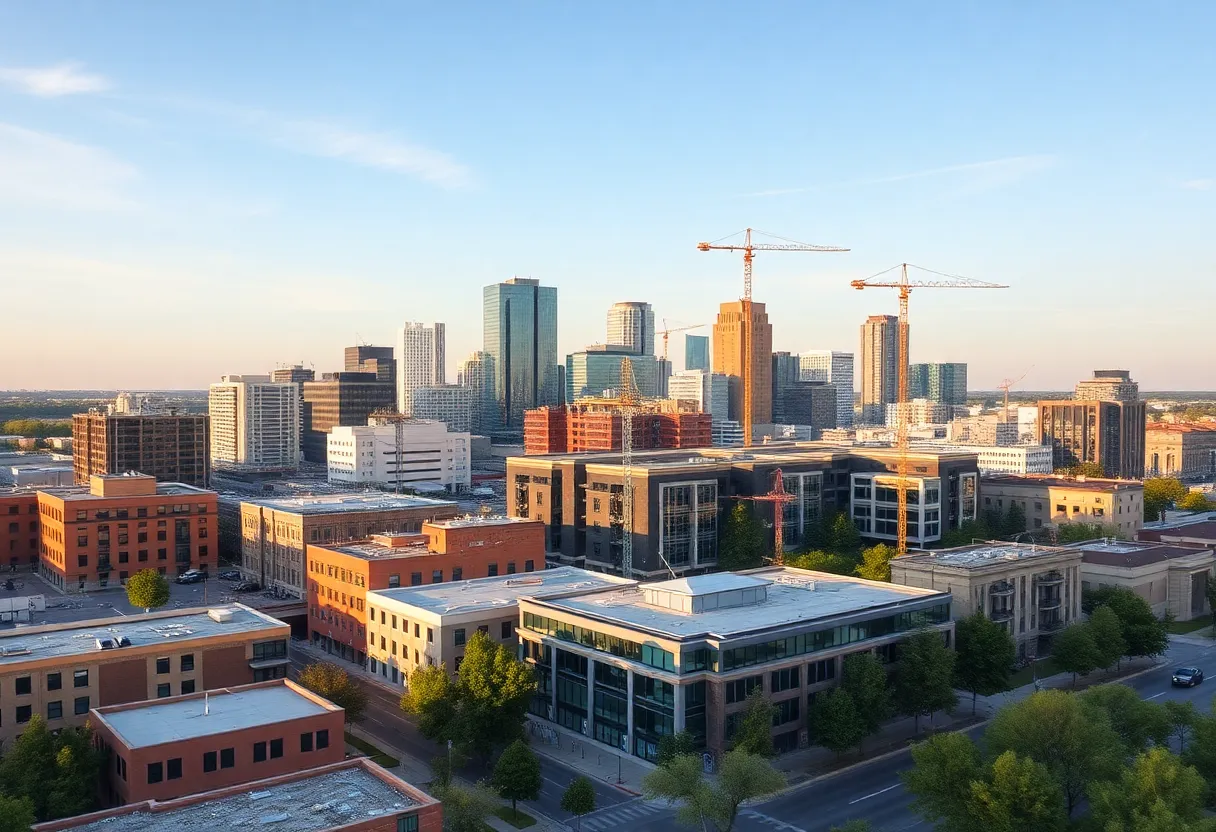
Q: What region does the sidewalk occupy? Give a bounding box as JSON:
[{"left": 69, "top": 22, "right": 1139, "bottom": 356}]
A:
[{"left": 525, "top": 716, "right": 655, "bottom": 796}]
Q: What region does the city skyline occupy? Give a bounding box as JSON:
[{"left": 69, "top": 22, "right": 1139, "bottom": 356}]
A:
[{"left": 3, "top": 4, "right": 1215, "bottom": 390}]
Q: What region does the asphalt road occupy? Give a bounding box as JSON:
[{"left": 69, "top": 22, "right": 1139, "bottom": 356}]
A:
[{"left": 287, "top": 654, "right": 635, "bottom": 825}]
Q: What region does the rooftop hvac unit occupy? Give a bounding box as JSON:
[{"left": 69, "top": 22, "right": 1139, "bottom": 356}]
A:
[
  {"left": 208, "top": 608, "right": 235, "bottom": 623},
  {"left": 96, "top": 638, "right": 115, "bottom": 650},
  {"left": 0, "top": 645, "right": 31, "bottom": 657},
  {"left": 505, "top": 577, "right": 543, "bottom": 586}
]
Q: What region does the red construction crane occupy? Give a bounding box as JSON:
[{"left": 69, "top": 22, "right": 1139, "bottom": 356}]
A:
[
  {"left": 698, "top": 229, "right": 848, "bottom": 446},
  {"left": 734, "top": 468, "right": 798, "bottom": 565}
]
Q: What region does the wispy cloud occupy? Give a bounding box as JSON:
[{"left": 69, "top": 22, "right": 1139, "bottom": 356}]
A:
[
  {"left": 742, "top": 154, "right": 1055, "bottom": 198},
  {"left": 1181, "top": 178, "right": 1214, "bottom": 191},
  {"left": 0, "top": 123, "right": 137, "bottom": 210},
  {"left": 0, "top": 62, "right": 110, "bottom": 97}
]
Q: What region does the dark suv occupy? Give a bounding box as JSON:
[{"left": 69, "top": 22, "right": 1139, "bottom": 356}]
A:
[{"left": 1172, "top": 667, "right": 1204, "bottom": 687}]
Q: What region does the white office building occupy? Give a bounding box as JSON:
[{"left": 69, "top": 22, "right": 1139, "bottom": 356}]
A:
[
  {"left": 885, "top": 398, "right": 953, "bottom": 427},
  {"left": 208, "top": 375, "right": 300, "bottom": 471},
  {"left": 800, "top": 350, "right": 854, "bottom": 427},
  {"left": 926, "top": 444, "right": 1053, "bottom": 475},
  {"left": 411, "top": 385, "right": 473, "bottom": 433},
  {"left": 667, "top": 370, "right": 730, "bottom": 422},
  {"left": 327, "top": 421, "right": 471, "bottom": 491},
  {"left": 606, "top": 302, "right": 655, "bottom": 355},
  {"left": 397, "top": 322, "right": 446, "bottom": 416}
]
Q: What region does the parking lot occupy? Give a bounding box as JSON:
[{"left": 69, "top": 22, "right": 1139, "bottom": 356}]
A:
[{"left": 0, "top": 570, "right": 295, "bottom": 628}]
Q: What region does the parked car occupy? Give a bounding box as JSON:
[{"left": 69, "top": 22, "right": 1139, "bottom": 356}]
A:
[
  {"left": 233, "top": 580, "right": 261, "bottom": 592},
  {"left": 1173, "top": 667, "right": 1205, "bottom": 687},
  {"left": 218, "top": 570, "right": 242, "bottom": 581},
  {"left": 175, "top": 570, "right": 205, "bottom": 584}
]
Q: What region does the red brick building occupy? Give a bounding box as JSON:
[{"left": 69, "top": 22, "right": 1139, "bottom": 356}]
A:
[
  {"left": 34, "top": 758, "right": 442, "bottom": 832},
  {"left": 524, "top": 405, "right": 712, "bottom": 455},
  {"left": 37, "top": 474, "right": 218, "bottom": 591},
  {"left": 0, "top": 490, "right": 39, "bottom": 570},
  {"left": 91, "top": 680, "right": 346, "bottom": 805},
  {"left": 306, "top": 516, "right": 545, "bottom": 664}
]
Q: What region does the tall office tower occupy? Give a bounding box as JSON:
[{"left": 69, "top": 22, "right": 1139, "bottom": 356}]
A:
[
  {"left": 685, "top": 334, "right": 710, "bottom": 371},
  {"left": 909, "top": 363, "right": 968, "bottom": 406},
  {"left": 458, "top": 351, "right": 496, "bottom": 435},
  {"left": 667, "top": 370, "right": 730, "bottom": 423},
  {"left": 271, "top": 365, "right": 314, "bottom": 451},
  {"left": 770, "top": 352, "right": 801, "bottom": 423},
  {"left": 483, "top": 277, "right": 560, "bottom": 431},
  {"left": 1038, "top": 370, "right": 1146, "bottom": 478},
  {"left": 606, "top": 301, "right": 655, "bottom": 355},
  {"left": 344, "top": 345, "right": 396, "bottom": 384},
  {"left": 713, "top": 300, "right": 773, "bottom": 430},
  {"left": 566, "top": 346, "right": 659, "bottom": 401},
  {"left": 860, "top": 315, "right": 901, "bottom": 425},
  {"left": 800, "top": 350, "right": 855, "bottom": 428},
  {"left": 208, "top": 375, "right": 300, "bottom": 472},
  {"left": 300, "top": 372, "right": 395, "bottom": 463},
  {"left": 72, "top": 411, "right": 210, "bottom": 487},
  {"left": 396, "top": 322, "right": 446, "bottom": 416},
  {"left": 1076, "top": 369, "right": 1140, "bottom": 403},
  {"left": 657, "top": 357, "right": 672, "bottom": 398}
]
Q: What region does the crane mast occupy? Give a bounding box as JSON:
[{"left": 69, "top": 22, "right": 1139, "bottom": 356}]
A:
[{"left": 698, "top": 229, "right": 848, "bottom": 446}]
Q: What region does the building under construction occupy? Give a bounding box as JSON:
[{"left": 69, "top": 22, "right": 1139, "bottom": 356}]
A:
[
  {"left": 72, "top": 410, "right": 210, "bottom": 487},
  {"left": 523, "top": 404, "right": 712, "bottom": 455}
]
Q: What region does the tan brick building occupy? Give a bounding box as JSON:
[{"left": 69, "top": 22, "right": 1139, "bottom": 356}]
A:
[
  {"left": 0, "top": 604, "right": 289, "bottom": 748},
  {"left": 713, "top": 300, "right": 773, "bottom": 435},
  {"left": 980, "top": 474, "right": 1144, "bottom": 538},
  {"left": 1145, "top": 423, "right": 1216, "bottom": 480},
  {"left": 238, "top": 493, "right": 458, "bottom": 598}
]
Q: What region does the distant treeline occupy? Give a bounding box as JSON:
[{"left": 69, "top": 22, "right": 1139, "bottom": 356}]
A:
[
  {"left": 0, "top": 402, "right": 95, "bottom": 421},
  {"left": 1, "top": 419, "right": 72, "bottom": 438}
]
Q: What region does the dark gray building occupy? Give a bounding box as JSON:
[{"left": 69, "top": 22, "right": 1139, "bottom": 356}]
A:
[
  {"left": 300, "top": 372, "right": 395, "bottom": 463},
  {"left": 344, "top": 345, "right": 396, "bottom": 385},
  {"left": 776, "top": 382, "right": 838, "bottom": 435},
  {"left": 484, "top": 277, "right": 560, "bottom": 432}
]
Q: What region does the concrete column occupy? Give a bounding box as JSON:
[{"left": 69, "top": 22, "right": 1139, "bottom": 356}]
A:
[
  {"left": 585, "top": 656, "right": 595, "bottom": 737},
  {"left": 549, "top": 647, "right": 558, "bottom": 720},
  {"left": 626, "top": 668, "right": 635, "bottom": 754},
  {"left": 673, "top": 682, "right": 685, "bottom": 734}
]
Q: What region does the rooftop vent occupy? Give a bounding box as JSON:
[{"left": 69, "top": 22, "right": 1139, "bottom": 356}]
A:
[
  {"left": 505, "top": 577, "right": 543, "bottom": 586},
  {"left": 208, "top": 608, "right": 235, "bottom": 623},
  {"left": 96, "top": 638, "right": 115, "bottom": 650},
  {"left": 0, "top": 645, "right": 31, "bottom": 657}
]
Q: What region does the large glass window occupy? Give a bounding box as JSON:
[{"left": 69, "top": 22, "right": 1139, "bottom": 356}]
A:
[{"left": 659, "top": 481, "right": 718, "bottom": 568}]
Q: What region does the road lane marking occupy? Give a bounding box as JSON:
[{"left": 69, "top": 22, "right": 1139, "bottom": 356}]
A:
[
  {"left": 1145, "top": 692, "right": 1166, "bottom": 700},
  {"left": 848, "top": 783, "right": 900, "bottom": 804}
]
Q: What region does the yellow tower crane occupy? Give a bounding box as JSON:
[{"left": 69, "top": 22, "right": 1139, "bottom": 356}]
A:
[
  {"left": 851, "top": 264, "right": 1008, "bottom": 555},
  {"left": 698, "top": 229, "right": 848, "bottom": 446},
  {"left": 657, "top": 320, "right": 705, "bottom": 362}
]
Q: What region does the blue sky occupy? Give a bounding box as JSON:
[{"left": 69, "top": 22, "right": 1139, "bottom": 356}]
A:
[{"left": 2, "top": 2, "right": 1213, "bottom": 390}]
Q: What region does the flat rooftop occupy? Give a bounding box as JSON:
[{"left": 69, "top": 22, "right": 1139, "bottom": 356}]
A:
[
  {"left": 242, "top": 493, "right": 458, "bottom": 515},
  {"left": 39, "top": 482, "right": 214, "bottom": 500},
  {"left": 981, "top": 474, "right": 1141, "bottom": 491},
  {"left": 1156, "top": 520, "right": 1216, "bottom": 539},
  {"left": 0, "top": 605, "right": 285, "bottom": 668},
  {"left": 1072, "top": 539, "right": 1212, "bottom": 568},
  {"left": 897, "top": 542, "right": 1077, "bottom": 570},
  {"left": 515, "top": 442, "right": 975, "bottom": 469},
  {"left": 369, "top": 566, "right": 632, "bottom": 616},
  {"left": 327, "top": 539, "right": 431, "bottom": 560},
  {"left": 44, "top": 761, "right": 422, "bottom": 832},
  {"left": 98, "top": 682, "right": 333, "bottom": 749},
  {"left": 428, "top": 514, "right": 538, "bottom": 529},
  {"left": 535, "top": 567, "right": 947, "bottom": 641}
]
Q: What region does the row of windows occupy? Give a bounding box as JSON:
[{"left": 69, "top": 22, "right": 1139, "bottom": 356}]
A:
[
  {"left": 522, "top": 613, "right": 675, "bottom": 672},
  {"left": 13, "top": 696, "right": 90, "bottom": 724},
  {"left": 14, "top": 668, "right": 89, "bottom": 695},
  {"left": 48, "top": 503, "right": 211, "bottom": 523},
  {"left": 453, "top": 621, "right": 513, "bottom": 645},
  {"left": 724, "top": 676, "right": 762, "bottom": 704}
]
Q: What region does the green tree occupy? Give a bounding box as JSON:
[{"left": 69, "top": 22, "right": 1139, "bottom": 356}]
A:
[
  {"left": 732, "top": 688, "right": 777, "bottom": 756},
  {"left": 719, "top": 503, "right": 767, "bottom": 570},
  {"left": 1087, "top": 605, "right": 1128, "bottom": 671},
  {"left": 1089, "top": 747, "right": 1209, "bottom": 831},
  {"left": 1055, "top": 522, "right": 1125, "bottom": 543},
  {"left": 1061, "top": 461, "right": 1107, "bottom": 478},
  {"left": 894, "top": 629, "right": 957, "bottom": 732},
  {"left": 1179, "top": 491, "right": 1216, "bottom": 513},
  {"left": 0, "top": 714, "right": 58, "bottom": 819},
  {"left": 940, "top": 517, "right": 993, "bottom": 548},
  {"left": 643, "top": 750, "right": 784, "bottom": 832},
  {"left": 657, "top": 731, "right": 698, "bottom": 767},
  {"left": 1000, "top": 502, "right": 1027, "bottom": 538},
  {"left": 841, "top": 652, "right": 892, "bottom": 734},
  {"left": 0, "top": 716, "right": 104, "bottom": 822},
  {"left": 1082, "top": 586, "right": 1169, "bottom": 659},
  {"left": 298, "top": 661, "right": 368, "bottom": 723},
  {"left": 561, "top": 776, "right": 596, "bottom": 831},
  {"left": 0, "top": 795, "right": 35, "bottom": 832},
  {"left": 1079, "top": 683, "right": 1168, "bottom": 753},
  {"left": 400, "top": 663, "right": 458, "bottom": 742},
  {"left": 810, "top": 688, "right": 867, "bottom": 757},
  {"left": 787, "top": 549, "right": 859, "bottom": 575},
  {"left": 967, "top": 751, "right": 1067, "bottom": 832},
  {"left": 491, "top": 740, "right": 541, "bottom": 817},
  {"left": 854, "top": 544, "right": 896, "bottom": 582},
  {"left": 984, "top": 690, "right": 1123, "bottom": 816},
  {"left": 434, "top": 782, "right": 500, "bottom": 832},
  {"left": 1166, "top": 700, "right": 1197, "bottom": 754},
  {"left": 953, "top": 611, "right": 1016, "bottom": 714},
  {"left": 902, "top": 732, "right": 982, "bottom": 831},
  {"left": 1050, "top": 622, "right": 1100, "bottom": 687},
  {"left": 827, "top": 511, "right": 862, "bottom": 554},
  {"left": 1144, "top": 477, "right": 1189, "bottom": 521},
  {"left": 1182, "top": 712, "right": 1216, "bottom": 792},
  {"left": 125, "top": 568, "right": 170, "bottom": 612}
]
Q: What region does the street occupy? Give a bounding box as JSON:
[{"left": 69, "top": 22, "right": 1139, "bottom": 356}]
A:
[{"left": 301, "top": 637, "right": 1216, "bottom": 832}]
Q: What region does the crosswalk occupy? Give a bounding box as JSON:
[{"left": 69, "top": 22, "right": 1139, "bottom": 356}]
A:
[
  {"left": 739, "top": 809, "right": 809, "bottom": 832},
  {"left": 576, "top": 799, "right": 668, "bottom": 830}
]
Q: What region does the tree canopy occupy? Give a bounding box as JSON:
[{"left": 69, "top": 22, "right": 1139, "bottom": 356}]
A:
[
  {"left": 953, "top": 611, "right": 1015, "bottom": 713},
  {"left": 1089, "top": 747, "right": 1209, "bottom": 832},
  {"left": 298, "top": 662, "right": 368, "bottom": 723},
  {"left": 1050, "top": 622, "right": 1101, "bottom": 687},
  {"left": 854, "top": 544, "right": 896, "bottom": 582},
  {"left": 841, "top": 652, "right": 892, "bottom": 734},
  {"left": 787, "top": 549, "right": 858, "bottom": 576},
  {"left": 894, "top": 629, "right": 957, "bottom": 732},
  {"left": 1144, "top": 477, "right": 1189, "bottom": 521},
  {"left": 1081, "top": 586, "right": 1169, "bottom": 658},
  {"left": 1087, "top": 605, "right": 1128, "bottom": 671},
  {"left": 718, "top": 503, "right": 767, "bottom": 571},
  {"left": 0, "top": 716, "right": 104, "bottom": 822},
  {"left": 491, "top": 740, "right": 541, "bottom": 815},
  {"left": 810, "top": 688, "right": 866, "bottom": 757},
  {"left": 1179, "top": 492, "right": 1216, "bottom": 513},
  {"left": 561, "top": 777, "right": 596, "bottom": 830},
  {"left": 125, "top": 568, "right": 170, "bottom": 612},
  {"left": 731, "top": 688, "right": 777, "bottom": 756},
  {"left": 643, "top": 750, "right": 784, "bottom": 832}
]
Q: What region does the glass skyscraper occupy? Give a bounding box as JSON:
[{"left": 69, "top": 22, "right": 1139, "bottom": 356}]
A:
[
  {"left": 483, "top": 278, "right": 559, "bottom": 430},
  {"left": 685, "top": 334, "right": 709, "bottom": 371}
]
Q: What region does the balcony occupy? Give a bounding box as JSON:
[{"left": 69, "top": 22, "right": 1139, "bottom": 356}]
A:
[
  {"left": 1039, "top": 617, "right": 1065, "bottom": 632},
  {"left": 1038, "top": 597, "right": 1062, "bottom": 612},
  {"left": 989, "top": 580, "right": 1015, "bottom": 597},
  {"left": 989, "top": 608, "right": 1013, "bottom": 623},
  {"left": 1036, "top": 571, "right": 1065, "bottom": 587}
]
